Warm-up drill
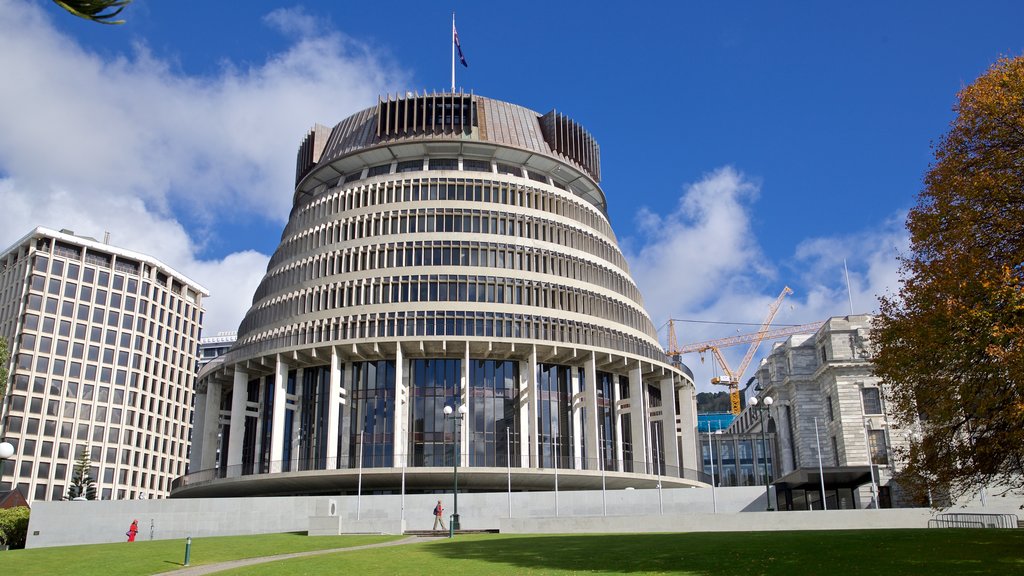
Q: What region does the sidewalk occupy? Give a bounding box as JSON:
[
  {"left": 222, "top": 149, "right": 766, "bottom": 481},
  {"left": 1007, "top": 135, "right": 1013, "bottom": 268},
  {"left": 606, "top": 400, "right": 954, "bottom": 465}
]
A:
[{"left": 162, "top": 535, "right": 434, "bottom": 576}]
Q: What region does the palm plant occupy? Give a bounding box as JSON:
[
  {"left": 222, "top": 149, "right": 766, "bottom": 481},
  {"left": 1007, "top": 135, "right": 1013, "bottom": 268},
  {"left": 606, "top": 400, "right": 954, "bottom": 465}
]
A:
[{"left": 52, "top": 0, "right": 132, "bottom": 25}]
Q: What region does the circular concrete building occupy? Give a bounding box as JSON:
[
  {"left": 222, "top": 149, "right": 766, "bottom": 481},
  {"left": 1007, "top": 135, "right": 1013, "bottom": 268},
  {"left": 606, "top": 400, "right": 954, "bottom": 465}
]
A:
[{"left": 175, "top": 93, "right": 701, "bottom": 498}]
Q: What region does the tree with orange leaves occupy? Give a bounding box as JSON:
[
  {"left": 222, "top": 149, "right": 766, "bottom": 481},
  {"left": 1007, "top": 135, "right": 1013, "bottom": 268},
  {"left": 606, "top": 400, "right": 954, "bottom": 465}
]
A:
[{"left": 874, "top": 56, "right": 1024, "bottom": 508}]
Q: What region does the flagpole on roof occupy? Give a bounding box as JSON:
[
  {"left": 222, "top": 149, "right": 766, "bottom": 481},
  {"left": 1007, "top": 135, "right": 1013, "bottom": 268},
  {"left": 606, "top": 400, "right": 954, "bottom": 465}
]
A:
[{"left": 451, "top": 12, "right": 456, "bottom": 93}]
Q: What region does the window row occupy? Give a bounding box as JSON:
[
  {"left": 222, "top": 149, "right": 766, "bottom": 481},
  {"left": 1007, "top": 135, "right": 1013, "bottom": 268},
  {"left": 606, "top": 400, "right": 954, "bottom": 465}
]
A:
[
  {"left": 254, "top": 240, "right": 641, "bottom": 308},
  {"left": 236, "top": 309, "right": 667, "bottom": 364},
  {"left": 242, "top": 273, "right": 653, "bottom": 338},
  {"left": 32, "top": 254, "right": 201, "bottom": 323},
  {"left": 20, "top": 311, "right": 198, "bottom": 373},
  {"left": 291, "top": 174, "right": 612, "bottom": 244},
  {"left": 274, "top": 205, "right": 627, "bottom": 273}
]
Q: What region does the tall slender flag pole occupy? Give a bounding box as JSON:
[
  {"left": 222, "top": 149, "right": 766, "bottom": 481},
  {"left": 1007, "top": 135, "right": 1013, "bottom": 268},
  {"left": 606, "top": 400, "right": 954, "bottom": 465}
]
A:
[
  {"left": 451, "top": 12, "right": 456, "bottom": 92},
  {"left": 451, "top": 12, "right": 468, "bottom": 93}
]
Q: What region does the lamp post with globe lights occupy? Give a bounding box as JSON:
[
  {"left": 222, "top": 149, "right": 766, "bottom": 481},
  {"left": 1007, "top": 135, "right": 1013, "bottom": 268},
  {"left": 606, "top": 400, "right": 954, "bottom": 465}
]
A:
[
  {"left": 443, "top": 403, "right": 468, "bottom": 531},
  {"left": 748, "top": 395, "right": 774, "bottom": 511}
]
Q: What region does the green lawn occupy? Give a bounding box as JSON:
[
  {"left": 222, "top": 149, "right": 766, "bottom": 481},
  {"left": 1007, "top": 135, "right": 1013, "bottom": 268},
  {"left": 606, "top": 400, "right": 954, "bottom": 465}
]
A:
[
  {"left": 0, "top": 532, "right": 402, "bottom": 576},
  {"left": 2, "top": 530, "right": 1022, "bottom": 576},
  {"left": 216, "top": 530, "right": 1024, "bottom": 576}
]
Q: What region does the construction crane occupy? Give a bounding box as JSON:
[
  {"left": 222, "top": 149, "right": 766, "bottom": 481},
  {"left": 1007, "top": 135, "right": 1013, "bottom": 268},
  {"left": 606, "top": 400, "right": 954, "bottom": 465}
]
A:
[{"left": 666, "top": 287, "right": 823, "bottom": 415}]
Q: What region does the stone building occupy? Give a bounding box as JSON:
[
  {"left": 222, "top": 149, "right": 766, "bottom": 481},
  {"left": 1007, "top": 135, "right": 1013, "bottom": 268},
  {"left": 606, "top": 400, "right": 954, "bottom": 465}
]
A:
[{"left": 728, "top": 315, "right": 909, "bottom": 510}]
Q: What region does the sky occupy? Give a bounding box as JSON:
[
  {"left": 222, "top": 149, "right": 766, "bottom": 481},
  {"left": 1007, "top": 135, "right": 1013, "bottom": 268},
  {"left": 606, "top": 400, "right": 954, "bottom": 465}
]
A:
[{"left": 1, "top": 1, "right": 1022, "bottom": 394}]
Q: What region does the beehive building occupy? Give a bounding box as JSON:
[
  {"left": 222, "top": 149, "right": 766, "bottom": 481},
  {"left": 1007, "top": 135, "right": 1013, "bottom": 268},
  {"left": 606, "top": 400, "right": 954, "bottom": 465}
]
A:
[{"left": 177, "top": 93, "right": 700, "bottom": 497}]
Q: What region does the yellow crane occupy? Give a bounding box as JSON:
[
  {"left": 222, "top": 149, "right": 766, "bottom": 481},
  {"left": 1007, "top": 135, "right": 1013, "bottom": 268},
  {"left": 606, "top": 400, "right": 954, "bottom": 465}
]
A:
[{"left": 666, "top": 287, "right": 823, "bottom": 415}]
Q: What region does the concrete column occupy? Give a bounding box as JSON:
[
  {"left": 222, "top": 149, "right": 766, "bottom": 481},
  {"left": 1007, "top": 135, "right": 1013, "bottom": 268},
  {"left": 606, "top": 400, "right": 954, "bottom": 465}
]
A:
[
  {"left": 461, "top": 345, "right": 470, "bottom": 466},
  {"left": 326, "top": 347, "right": 342, "bottom": 468},
  {"left": 660, "top": 377, "right": 680, "bottom": 475},
  {"left": 291, "top": 368, "right": 304, "bottom": 469},
  {"left": 628, "top": 366, "right": 647, "bottom": 473},
  {"left": 193, "top": 378, "right": 219, "bottom": 472},
  {"left": 570, "top": 364, "right": 584, "bottom": 469},
  {"left": 675, "top": 381, "right": 699, "bottom": 476},
  {"left": 393, "top": 345, "right": 406, "bottom": 467},
  {"left": 583, "top": 355, "right": 599, "bottom": 470},
  {"left": 269, "top": 356, "right": 288, "bottom": 473},
  {"left": 612, "top": 374, "right": 623, "bottom": 472},
  {"left": 340, "top": 359, "right": 354, "bottom": 468},
  {"left": 252, "top": 377, "right": 264, "bottom": 472},
  {"left": 777, "top": 403, "right": 795, "bottom": 473},
  {"left": 226, "top": 369, "right": 248, "bottom": 477},
  {"left": 524, "top": 346, "right": 538, "bottom": 467},
  {"left": 201, "top": 378, "right": 222, "bottom": 472}
]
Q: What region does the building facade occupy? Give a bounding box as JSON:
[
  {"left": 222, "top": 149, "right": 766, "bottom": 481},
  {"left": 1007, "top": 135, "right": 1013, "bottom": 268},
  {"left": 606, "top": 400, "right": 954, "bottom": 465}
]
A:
[
  {"left": 177, "top": 93, "right": 700, "bottom": 498},
  {"left": 728, "top": 315, "right": 911, "bottom": 510},
  {"left": 0, "top": 227, "right": 207, "bottom": 502}
]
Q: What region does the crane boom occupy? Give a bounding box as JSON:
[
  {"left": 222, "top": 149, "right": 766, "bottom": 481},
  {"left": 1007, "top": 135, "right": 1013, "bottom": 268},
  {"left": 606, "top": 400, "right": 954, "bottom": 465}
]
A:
[
  {"left": 665, "top": 287, "right": 824, "bottom": 415},
  {"left": 672, "top": 321, "right": 826, "bottom": 355},
  {"left": 734, "top": 286, "right": 792, "bottom": 383}
]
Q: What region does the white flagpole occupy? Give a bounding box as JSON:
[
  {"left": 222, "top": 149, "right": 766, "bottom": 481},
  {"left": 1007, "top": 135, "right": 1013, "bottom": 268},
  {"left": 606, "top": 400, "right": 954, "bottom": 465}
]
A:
[
  {"left": 844, "top": 259, "right": 854, "bottom": 315},
  {"left": 451, "top": 13, "right": 456, "bottom": 93}
]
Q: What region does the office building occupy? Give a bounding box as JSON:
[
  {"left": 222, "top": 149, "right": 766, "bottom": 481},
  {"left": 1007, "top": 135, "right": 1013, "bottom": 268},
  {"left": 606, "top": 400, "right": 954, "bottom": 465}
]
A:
[{"left": 0, "top": 227, "right": 207, "bottom": 501}]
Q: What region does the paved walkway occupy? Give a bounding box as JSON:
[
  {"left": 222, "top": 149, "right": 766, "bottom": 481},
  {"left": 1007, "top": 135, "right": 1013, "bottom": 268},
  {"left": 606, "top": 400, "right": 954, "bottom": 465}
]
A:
[{"left": 161, "top": 535, "right": 438, "bottom": 576}]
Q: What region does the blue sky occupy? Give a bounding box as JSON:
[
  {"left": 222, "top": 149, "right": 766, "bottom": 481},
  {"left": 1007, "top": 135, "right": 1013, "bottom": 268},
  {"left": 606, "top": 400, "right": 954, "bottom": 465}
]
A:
[{"left": 1, "top": 1, "right": 1022, "bottom": 392}]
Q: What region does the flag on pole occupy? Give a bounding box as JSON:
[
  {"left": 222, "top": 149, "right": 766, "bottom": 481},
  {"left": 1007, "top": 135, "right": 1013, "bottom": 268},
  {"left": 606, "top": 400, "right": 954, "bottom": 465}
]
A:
[{"left": 454, "top": 23, "right": 468, "bottom": 67}]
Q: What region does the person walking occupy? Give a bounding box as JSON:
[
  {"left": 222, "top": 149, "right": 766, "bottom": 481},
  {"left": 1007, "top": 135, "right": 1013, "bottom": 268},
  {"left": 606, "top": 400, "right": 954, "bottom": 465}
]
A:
[
  {"left": 432, "top": 500, "right": 447, "bottom": 531},
  {"left": 126, "top": 519, "right": 139, "bottom": 542}
]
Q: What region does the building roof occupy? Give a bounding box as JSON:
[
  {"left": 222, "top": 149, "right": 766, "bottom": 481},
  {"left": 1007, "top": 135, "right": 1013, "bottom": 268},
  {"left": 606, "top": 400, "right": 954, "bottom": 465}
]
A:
[
  {"left": 0, "top": 490, "right": 29, "bottom": 509},
  {"left": 294, "top": 93, "right": 607, "bottom": 214},
  {"left": 0, "top": 226, "right": 209, "bottom": 296}
]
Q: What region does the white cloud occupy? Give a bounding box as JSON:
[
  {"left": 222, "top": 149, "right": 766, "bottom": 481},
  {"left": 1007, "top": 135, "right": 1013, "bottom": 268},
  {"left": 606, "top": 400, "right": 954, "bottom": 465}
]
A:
[
  {"left": 0, "top": 2, "right": 407, "bottom": 335},
  {"left": 624, "top": 168, "right": 908, "bottom": 394}
]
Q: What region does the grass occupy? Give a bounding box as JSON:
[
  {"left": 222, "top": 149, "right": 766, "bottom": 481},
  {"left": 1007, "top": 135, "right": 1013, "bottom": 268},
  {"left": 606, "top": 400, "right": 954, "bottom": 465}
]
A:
[
  {"left": 216, "top": 530, "right": 1024, "bottom": 576},
  {"left": 0, "top": 532, "right": 402, "bottom": 576},
  {"left": 2, "top": 529, "right": 1022, "bottom": 575}
]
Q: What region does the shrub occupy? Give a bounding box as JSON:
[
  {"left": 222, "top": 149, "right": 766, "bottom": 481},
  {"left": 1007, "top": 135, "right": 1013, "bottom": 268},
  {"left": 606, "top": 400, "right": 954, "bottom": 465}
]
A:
[{"left": 0, "top": 506, "right": 31, "bottom": 549}]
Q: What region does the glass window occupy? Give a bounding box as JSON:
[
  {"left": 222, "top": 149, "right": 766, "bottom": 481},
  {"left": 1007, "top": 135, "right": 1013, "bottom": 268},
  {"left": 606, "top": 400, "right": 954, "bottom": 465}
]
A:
[
  {"left": 861, "top": 388, "right": 882, "bottom": 415},
  {"left": 428, "top": 158, "right": 458, "bottom": 171},
  {"left": 367, "top": 164, "right": 391, "bottom": 177},
  {"left": 496, "top": 163, "right": 521, "bottom": 177},
  {"left": 463, "top": 159, "right": 492, "bottom": 173},
  {"left": 397, "top": 159, "right": 423, "bottom": 173},
  {"left": 868, "top": 429, "right": 889, "bottom": 466}
]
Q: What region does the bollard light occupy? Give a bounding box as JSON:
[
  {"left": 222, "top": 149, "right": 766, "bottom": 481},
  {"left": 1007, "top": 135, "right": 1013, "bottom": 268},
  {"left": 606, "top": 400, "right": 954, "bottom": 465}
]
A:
[{"left": 184, "top": 536, "right": 192, "bottom": 566}]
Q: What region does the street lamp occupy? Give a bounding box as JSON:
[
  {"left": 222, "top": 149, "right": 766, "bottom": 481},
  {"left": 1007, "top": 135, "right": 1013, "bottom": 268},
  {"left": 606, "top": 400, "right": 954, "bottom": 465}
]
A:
[
  {"left": 748, "top": 395, "right": 774, "bottom": 511},
  {"left": 443, "top": 403, "right": 468, "bottom": 531},
  {"left": 0, "top": 441, "right": 13, "bottom": 492}
]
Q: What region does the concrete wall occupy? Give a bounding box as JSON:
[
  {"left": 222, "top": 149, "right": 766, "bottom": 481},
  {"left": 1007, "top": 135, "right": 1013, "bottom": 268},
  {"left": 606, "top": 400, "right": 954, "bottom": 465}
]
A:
[
  {"left": 25, "top": 487, "right": 762, "bottom": 548},
  {"left": 501, "top": 509, "right": 934, "bottom": 533},
  {"left": 25, "top": 485, "right": 1004, "bottom": 549}
]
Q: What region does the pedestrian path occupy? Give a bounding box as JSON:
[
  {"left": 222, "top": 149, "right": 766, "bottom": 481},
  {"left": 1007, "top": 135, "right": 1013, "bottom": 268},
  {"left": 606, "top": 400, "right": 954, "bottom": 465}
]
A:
[{"left": 161, "top": 535, "right": 430, "bottom": 576}]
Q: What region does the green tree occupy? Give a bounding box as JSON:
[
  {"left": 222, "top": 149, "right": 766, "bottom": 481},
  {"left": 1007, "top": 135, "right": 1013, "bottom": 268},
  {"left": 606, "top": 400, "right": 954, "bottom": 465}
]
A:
[
  {"left": 0, "top": 506, "right": 30, "bottom": 549},
  {"left": 52, "top": 0, "right": 132, "bottom": 25},
  {"left": 873, "top": 56, "right": 1024, "bottom": 507},
  {"left": 65, "top": 447, "right": 97, "bottom": 500},
  {"left": 696, "top": 391, "right": 732, "bottom": 413}
]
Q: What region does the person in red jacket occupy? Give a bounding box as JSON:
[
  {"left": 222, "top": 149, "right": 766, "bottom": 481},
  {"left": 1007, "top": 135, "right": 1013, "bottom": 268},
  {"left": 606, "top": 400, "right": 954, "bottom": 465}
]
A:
[
  {"left": 126, "top": 519, "right": 139, "bottom": 542},
  {"left": 432, "top": 500, "right": 447, "bottom": 531}
]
